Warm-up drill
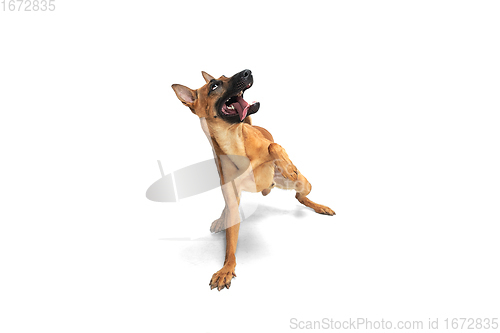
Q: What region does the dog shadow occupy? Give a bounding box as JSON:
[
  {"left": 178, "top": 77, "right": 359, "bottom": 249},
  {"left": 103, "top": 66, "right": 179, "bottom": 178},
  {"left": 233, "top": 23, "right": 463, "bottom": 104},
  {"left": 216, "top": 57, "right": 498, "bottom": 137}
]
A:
[
  {"left": 179, "top": 204, "right": 309, "bottom": 265},
  {"left": 243, "top": 203, "right": 309, "bottom": 223}
]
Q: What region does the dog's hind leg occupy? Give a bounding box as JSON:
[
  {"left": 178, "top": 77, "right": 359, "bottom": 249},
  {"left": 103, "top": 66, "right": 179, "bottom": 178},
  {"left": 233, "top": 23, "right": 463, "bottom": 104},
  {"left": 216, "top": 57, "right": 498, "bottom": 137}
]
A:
[
  {"left": 268, "top": 143, "right": 298, "bottom": 181},
  {"left": 268, "top": 143, "right": 334, "bottom": 215},
  {"left": 293, "top": 173, "right": 335, "bottom": 215},
  {"left": 273, "top": 165, "right": 336, "bottom": 216}
]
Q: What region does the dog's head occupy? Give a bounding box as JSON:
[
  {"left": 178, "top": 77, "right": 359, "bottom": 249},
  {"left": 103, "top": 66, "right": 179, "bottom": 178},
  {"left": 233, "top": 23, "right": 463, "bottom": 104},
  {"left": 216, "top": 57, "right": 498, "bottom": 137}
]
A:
[{"left": 172, "top": 69, "right": 260, "bottom": 124}]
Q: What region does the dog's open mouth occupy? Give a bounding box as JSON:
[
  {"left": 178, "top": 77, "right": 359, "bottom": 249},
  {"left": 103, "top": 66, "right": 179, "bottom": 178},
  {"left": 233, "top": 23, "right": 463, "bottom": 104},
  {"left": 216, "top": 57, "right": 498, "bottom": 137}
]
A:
[{"left": 221, "top": 86, "right": 259, "bottom": 121}]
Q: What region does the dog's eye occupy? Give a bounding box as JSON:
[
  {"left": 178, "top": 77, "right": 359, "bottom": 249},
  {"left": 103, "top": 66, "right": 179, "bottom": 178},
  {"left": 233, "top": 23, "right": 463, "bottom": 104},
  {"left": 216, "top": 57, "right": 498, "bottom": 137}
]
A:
[{"left": 211, "top": 84, "right": 219, "bottom": 91}]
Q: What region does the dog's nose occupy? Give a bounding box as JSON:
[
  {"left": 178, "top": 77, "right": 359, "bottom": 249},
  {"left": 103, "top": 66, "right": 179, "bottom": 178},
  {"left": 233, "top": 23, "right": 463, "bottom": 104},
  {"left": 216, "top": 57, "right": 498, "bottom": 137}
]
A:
[{"left": 243, "top": 69, "right": 251, "bottom": 78}]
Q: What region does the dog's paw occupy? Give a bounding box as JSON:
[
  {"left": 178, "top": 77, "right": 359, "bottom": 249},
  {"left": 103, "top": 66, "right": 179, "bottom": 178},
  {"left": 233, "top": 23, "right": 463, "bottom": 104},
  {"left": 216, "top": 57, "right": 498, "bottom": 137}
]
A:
[
  {"left": 314, "top": 205, "right": 336, "bottom": 216},
  {"left": 210, "top": 217, "right": 226, "bottom": 233},
  {"left": 209, "top": 265, "right": 236, "bottom": 291}
]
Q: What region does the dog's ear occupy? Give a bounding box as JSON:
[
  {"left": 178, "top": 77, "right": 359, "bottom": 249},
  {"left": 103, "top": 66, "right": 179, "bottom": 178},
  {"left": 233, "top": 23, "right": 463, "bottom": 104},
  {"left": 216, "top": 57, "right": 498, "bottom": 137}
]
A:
[
  {"left": 201, "top": 71, "right": 215, "bottom": 83},
  {"left": 171, "top": 84, "right": 197, "bottom": 107}
]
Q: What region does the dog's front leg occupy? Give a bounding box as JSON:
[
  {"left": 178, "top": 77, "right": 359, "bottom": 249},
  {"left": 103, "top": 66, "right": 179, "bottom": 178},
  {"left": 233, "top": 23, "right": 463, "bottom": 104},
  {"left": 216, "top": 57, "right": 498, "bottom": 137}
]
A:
[
  {"left": 209, "top": 221, "right": 239, "bottom": 290},
  {"left": 209, "top": 180, "right": 241, "bottom": 290},
  {"left": 210, "top": 206, "right": 227, "bottom": 233}
]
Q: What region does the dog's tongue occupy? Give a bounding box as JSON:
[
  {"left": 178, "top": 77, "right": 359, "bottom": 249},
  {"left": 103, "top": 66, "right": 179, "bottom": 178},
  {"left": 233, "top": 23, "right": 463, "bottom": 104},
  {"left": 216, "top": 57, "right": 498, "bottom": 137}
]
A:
[{"left": 233, "top": 96, "right": 250, "bottom": 121}]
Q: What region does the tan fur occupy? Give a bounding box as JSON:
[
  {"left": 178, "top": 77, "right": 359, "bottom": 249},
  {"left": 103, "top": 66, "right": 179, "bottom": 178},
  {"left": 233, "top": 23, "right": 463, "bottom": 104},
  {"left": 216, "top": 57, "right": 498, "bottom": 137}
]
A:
[{"left": 172, "top": 71, "right": 335, "bottom": 291}]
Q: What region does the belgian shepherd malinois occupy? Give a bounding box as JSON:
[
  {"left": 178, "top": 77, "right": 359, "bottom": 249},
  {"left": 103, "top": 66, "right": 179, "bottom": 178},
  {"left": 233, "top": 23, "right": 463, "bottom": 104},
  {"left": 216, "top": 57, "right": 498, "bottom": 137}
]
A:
[{"left": 172, "top": 69, "right": 335, "bottom": 290}]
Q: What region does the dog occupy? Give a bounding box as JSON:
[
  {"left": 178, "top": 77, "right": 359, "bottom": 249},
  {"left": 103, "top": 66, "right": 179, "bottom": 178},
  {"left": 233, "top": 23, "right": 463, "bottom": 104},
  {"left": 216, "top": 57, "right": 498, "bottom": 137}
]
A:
[{"left": 172, "top": 69, "right": 335, "bottom": 290}]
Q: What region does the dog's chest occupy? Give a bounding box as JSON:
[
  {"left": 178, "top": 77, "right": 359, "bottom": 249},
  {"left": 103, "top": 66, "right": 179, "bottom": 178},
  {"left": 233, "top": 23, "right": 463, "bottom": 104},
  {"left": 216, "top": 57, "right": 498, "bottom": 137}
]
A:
[{"left": 212, "top": 125, "right": 247, "bottom": 157}]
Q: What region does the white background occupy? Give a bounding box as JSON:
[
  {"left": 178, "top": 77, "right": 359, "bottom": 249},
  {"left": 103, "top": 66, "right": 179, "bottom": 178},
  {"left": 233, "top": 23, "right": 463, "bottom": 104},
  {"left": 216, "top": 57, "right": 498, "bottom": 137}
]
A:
[{"left": 1, "top": 1, "right": 499, "bottom": 332}]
